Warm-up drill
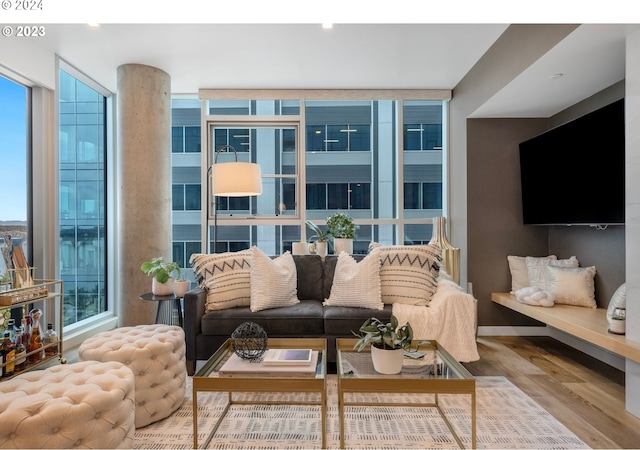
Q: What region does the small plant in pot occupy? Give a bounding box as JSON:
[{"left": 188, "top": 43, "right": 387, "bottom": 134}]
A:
[
  {"left": 353, "top": 315, "right": 413, "bottom": 374},
  {"left": 305, "top": 220, "right": 330, "bottom": 258},
  {"left": 326, "top": 212, "right": 357, "bottom": 254},
  {"left": 141, "top": 257, "right": 179, "bottom": 296}
]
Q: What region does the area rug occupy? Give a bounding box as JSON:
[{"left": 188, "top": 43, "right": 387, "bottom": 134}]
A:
[{"left": 134, "top": 376, "right": 589, "bottom": 449}]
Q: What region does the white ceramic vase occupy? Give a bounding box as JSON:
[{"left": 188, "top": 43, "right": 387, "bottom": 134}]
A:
[
  {"left": 152, "top": 277, "right": 175, "bottom": 296},
  {"left": 315, "top": 241, "right": 328, "bottom": 259},
  {"left": 173, "top": 280, "right": 191, "bottom": 298},
  {"left": 333, "top": 238, "right": 353, "bottom": 255},
  {"left": 370, "top": 346, "right": 404, "bottom": 374}
]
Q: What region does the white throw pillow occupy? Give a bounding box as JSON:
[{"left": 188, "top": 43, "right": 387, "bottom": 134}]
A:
[
  {"left": 323, "top": 248, "right": 383, "bottom": 309},
  {"left": 378, "top": 243, "right": 441, "bottom": 306},
  {"left": 250, "top": 247, "right": 299, "bottom": 312},
  {"left": 547, "top": 265, "right": 597, "bottom": 308},
  {"left": 526, "top": 256, "right": 579, "bottom": 290},
  {"left": 507, "top": 255, "right": 557, "bottom": 292},
  {"left": 190, "top": 251, "right": 252, "bottom": 312}
]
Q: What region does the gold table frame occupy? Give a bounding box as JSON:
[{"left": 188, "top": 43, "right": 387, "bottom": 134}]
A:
[
  {"left": 336, "top": 339, "right": 476, "bottom": 449},
  {"left": 192, "top": 338, "right": 327, "bottom": 449}
]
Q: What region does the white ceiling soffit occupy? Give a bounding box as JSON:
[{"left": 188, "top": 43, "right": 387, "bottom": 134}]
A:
[
  {"left": 37, "top": 24, "right": 508, "bottom": 94},
  {"left": 470, "top": 24, "right": 628, "bottom": 118}
]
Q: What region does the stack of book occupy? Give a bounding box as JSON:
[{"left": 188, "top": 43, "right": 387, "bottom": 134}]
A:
[{"left": 219, "top": 348, "right": 318, "bottom": 377}]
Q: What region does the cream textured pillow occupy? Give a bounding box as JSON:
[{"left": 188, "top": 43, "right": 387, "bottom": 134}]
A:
[
  {"left": 507, "top": 255, "right": 557, "bottom": 292},
  {"left": 190, "top": 251, "right": 252, "bottom": 312},
  {"left": 526, "top": 256, "right": 579, "bottom": 290},
  {"left": 378, "top": 243, "right": 441, "bottom": 305},
  {"left": 323, "top": 248, "right": 383, "bottom": 309},
  {"left": 547, "top": 265, "right": 597, "bottom": 308},
  {"left": 250, "top": 247, "right": 299, "bottom": 312}
]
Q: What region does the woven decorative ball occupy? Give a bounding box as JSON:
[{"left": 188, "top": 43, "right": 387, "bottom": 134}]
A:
[{"left": 231, "top": 322, "right": 268, "bottom": 361}]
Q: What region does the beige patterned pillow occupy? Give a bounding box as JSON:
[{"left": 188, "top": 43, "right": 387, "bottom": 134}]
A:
[
  {"left": 547, "top": 265, "right": 597, "bottom": 308},
  {"left": 189, "top": 251, "right": 251, "bottom": 312},
  {"left": 378, "top": 243, "right": 442, "bottom": 305},
  {"left": 323, "top": 248, "right": 383, "bottom": 309},
  {"left": 526, "top": 256, "right": 579, "bottom": 290},
  {"left": 250, "top": 247, "right": 299, "bottom": 312}
]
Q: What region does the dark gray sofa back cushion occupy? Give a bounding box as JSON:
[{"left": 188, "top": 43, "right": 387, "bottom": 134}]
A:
[{"left": 292, "top": 255, "right": 324, "bottom": 300}]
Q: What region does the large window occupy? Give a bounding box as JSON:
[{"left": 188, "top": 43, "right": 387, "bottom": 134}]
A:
[
  {"left": 171, "top": 92, "right": 447, "bottom": 267},
  {"left": 0, "top": 75, "right": 29, "bottom": 324},
  {"left": 59, "top": 69, "right": 108, "bottom": 326}
]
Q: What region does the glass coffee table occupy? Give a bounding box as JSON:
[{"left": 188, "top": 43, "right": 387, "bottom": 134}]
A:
[
  {"left": 336, "top": 338, "right": 476, "bottom": 449},
  {"left": 192, "top": 338, "right": 327, "bottom": 449}
]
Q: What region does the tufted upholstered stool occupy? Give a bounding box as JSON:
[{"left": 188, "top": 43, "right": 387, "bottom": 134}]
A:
[
  {"left": 0, "top": 360, "right": 135, "bottom": 449},
  {"left": 78, "top": 324, "right": 186, "bottom": 428}
]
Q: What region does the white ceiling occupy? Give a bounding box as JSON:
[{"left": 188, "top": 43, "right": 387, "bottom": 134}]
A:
[{"left": 31, "top": 23, "right": 632, "bottom": 118}]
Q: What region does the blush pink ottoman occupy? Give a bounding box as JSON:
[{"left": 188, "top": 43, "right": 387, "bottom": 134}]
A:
[
  {"left": 78, "top": 324, "right": 186, "bottom": 428},
  {"left": 0, "top": 361, "right": 135, "bottom": 448}
]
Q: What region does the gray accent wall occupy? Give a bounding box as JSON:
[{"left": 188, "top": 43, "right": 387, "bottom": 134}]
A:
[{"left": 467, "top": 89, "right": 626, "bottom": 327}]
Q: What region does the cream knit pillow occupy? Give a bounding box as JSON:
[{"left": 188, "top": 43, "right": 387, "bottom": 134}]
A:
[
  {"left": 323, "top": 248, "right": 383, "bottom": 310},
  {"left": 250, "top": 247, "right": 299, "bottom": 312}
]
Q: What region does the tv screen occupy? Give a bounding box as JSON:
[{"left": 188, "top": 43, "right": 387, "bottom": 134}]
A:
[{"left": 519, "top": 99, "right": 625, "bottom": 226}]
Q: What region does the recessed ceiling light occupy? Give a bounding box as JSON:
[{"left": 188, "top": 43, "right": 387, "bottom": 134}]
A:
[
  {"left": 322, "top": 23, "right": 333, "bottom": 29},
  {"left": 87, "top": 23, "right": 101, "bottom": 28},
  {"left": 551, "top": 73, "right": 564, "bottom": 79}
]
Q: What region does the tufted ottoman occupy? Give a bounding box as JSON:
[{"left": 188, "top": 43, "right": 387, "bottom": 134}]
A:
[
  {"left": 0, "top": 361, "right": 135, "bottom": 449},
  {"left": 78, "top": 324, "right": 186, "bottom": 428}
]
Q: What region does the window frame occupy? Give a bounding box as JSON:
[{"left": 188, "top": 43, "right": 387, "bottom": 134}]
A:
[{"left": 197, "top": 90, "right": 451, "bottom": 252}]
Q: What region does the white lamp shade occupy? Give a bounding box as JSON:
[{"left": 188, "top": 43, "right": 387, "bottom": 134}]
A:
[{"left": 212, "top": 161, "right": 262, "bottom": 197}]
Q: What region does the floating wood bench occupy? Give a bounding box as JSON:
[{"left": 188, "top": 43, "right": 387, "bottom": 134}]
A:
[{"left": 491, "top": 292, "right": 640, "bottom": 364}]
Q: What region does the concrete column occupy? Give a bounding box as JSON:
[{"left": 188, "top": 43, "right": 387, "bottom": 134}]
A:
[{"left": 117, "top": 64, "right": 171, "bottom": 326}]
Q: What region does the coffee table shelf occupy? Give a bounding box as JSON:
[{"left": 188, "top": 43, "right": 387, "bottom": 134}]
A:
[
  {"left": 192, "top": 338, "right": 327, "bottom": 449},
  {"left": 336, "top": 338, "right": 476, "bottom": 449}
]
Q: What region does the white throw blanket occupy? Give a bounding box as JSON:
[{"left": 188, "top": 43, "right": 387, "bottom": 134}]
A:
[{"left": 392, "top": 279, "right": 480, "bottom": 362}]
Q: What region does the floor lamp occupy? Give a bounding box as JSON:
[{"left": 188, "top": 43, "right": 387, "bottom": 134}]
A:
[{"left": 209, "top": 145, "right": 262, "bottom": 253}]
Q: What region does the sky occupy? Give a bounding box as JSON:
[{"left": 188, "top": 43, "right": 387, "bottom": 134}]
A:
[{"left": 0, "top": 75, "right": 27, "bottom": 222}]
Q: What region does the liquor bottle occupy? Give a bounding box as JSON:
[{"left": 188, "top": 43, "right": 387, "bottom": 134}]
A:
[
  {"left": 27, "top": 308, "right": 44, "bottom": 363},
  {"left": 14, "top": 330, "right": 27, "bottom": 372},
  {"left": 2, "top": 331, "right": 15, "bottom": 377},
  {"left": 43, "top": 323, "right": 59, "bottom": 356}
]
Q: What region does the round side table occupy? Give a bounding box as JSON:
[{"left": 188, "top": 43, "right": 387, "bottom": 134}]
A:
[{"left": 140, "top": 293, "right": 184, "bottom": 328}]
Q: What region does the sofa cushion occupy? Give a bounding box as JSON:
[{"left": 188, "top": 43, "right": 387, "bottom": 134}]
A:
[
  {"left": 323, "top": 255, "right": 365, "bottom": 300},
  {"left": 323, "top": 304, "right": 394, "bottom": 336},
  {"left": 378, "top": 243, "right": 441, "bottom": 305},
  {"left": 250, "top": 247, "right": 299, "bottom": 312},
  {"left": 190, "top": 251, "right": 251, "bottom": 312},
  {"left": 293, "top": 254, "right": 324, "bottom": 301},
  {"left": 323, "top": 249, "right": 383, "bottom": 309},
  {"left": 201, "top": 300, "right": 325, "bottom": 336}
]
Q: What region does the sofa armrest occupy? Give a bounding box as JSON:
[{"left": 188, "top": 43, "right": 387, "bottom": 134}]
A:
[{"left": 184, "top": 287, "right": 206, "bottom": 373}]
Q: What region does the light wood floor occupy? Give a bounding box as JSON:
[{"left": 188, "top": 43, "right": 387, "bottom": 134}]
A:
[{"left": 464, "top": 336, "right": 640, "bottom": 449}]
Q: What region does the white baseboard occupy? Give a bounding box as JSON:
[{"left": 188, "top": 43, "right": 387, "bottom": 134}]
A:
[
  {"left": 477, "top": 325, "right": 625, "bottom": 371},
  {"left": 477, "top": 326, "right": 548, "bottom": 336}
]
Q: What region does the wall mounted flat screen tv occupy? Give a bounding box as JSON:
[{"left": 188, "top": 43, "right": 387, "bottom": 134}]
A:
[{"left": 519, "top": 99, "right": 625, "bottom": 226}]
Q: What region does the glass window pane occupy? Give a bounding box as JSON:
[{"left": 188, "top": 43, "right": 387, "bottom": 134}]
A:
[
  {"left": 0, "top": 75, "right": 29, "bottom": 279},
  {"left": 172, "top": 126, "right": 184, "bottom": 153},
  {"left": 350, "top": 182, "right": 370, "bottom": 209},
  {"left": 327, "top": 183, "right": 348, "bottom": 210},
  {"left": 59, "top": 69, "right": 107, "bottom": 327},
  {"left": 172, "top": 185, "right": 184, "bottom": 210},
  {"left": 185, "top": 184, "right": 201, "bottom": 210},
  {"left": 423, "top": 182, "right": 442, "bottom": 209},
  {"left": 404, "top": 182, "right": 420, "bottom": 209},
  {"left": 184, "top": 126, "right": 201, "bottom": 153},
  {"left": 306, "top": 183, "right": 326, "bottom": 210}
]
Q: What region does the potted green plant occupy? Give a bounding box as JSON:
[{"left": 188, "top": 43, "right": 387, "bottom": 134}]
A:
[
  {"left": 140, "top": 257, "right": 179, "bottom": 296},
  {"left": 353, "top": 315, "right": 413, "bottom": 374},
  {"left": 305, "top": 220, "right": 330, "bottom": 258},
  {"left": 326, "top": 212, "right": 357, "bottom": 254}
]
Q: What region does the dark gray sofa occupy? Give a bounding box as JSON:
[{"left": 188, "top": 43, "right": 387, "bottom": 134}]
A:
[{"left": 184, "top": 254, "right": 392, "bottom": 374}]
